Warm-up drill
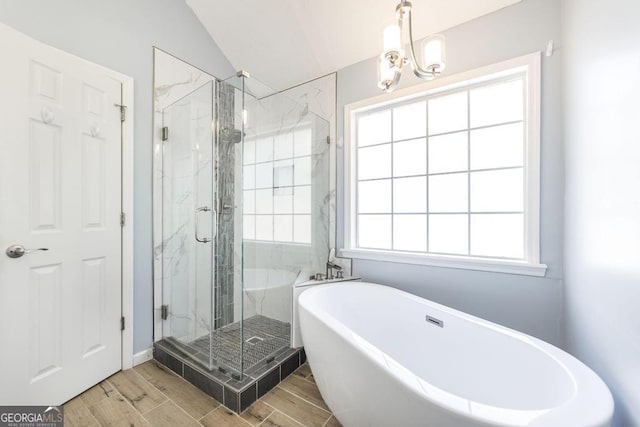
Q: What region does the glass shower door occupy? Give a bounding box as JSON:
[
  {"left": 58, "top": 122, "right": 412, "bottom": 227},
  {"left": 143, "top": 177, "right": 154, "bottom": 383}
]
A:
[
  {"left": 161, "top": 81, "right": 215, "bottom": 370},
  {"left": 236, "top": 73, "right": 331, "bottom": 377}
]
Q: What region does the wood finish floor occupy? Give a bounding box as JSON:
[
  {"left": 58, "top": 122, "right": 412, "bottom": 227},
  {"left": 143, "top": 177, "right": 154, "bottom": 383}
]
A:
[{"left": 64, "top": 361, "right": 341, "bottom": 427}]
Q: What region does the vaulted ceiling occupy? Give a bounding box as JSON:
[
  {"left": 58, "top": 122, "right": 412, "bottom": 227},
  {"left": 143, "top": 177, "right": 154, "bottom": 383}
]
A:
[{"left": 186, "top": 0, "right": 521, "bottom": 91}]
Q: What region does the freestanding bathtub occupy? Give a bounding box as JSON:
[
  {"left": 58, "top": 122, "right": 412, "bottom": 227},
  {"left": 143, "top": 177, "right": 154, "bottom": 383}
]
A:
[
  {"left": 299, "top": 282, "right": 613, "bottom": 427},
  {"left": 243, "top": 267, "right": 302, "bottom": 323}
]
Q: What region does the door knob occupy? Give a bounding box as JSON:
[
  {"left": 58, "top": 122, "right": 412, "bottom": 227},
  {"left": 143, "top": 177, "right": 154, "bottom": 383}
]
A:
[{"left": 5, "top": 245, "right": 49, "bottom": 258}]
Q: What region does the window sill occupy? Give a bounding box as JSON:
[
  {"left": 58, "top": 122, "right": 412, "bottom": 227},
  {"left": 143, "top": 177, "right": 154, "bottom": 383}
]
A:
[{"left": 338, "top": 248, "right": 548, "bottom": 277}]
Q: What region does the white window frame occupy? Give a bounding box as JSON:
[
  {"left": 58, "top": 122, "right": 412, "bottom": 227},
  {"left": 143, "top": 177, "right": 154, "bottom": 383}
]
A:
[{"left": 341, "top": 52, "right": 547, "bottom": 277}]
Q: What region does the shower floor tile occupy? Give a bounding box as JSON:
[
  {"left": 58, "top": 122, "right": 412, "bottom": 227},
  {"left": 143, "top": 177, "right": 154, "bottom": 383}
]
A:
[{"left": 188, "top": 315, "right": 291, "bottom": 373}]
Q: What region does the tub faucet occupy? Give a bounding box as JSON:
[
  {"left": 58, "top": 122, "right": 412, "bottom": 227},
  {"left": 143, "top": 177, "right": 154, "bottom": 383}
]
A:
[{"left": 326, "top": 261, "right": 342, "bottom": 280}]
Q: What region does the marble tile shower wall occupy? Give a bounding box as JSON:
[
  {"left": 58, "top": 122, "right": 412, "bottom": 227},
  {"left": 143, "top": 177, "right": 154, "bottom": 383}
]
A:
[
  {"left": 215, "top": 81, "right": 236, "bottom": 328},
  {"left": 153, "top": 49, "right": 218, "bottom": 343}
]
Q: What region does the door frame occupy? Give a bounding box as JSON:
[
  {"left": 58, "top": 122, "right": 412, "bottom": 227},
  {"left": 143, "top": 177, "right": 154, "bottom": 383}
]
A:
[
  {"left": 119, "top": 76, "right": 135, "bottom": 370},
  {"left": 2, "top": 23, "right": 136, "bottom": 370},
  {"left": 90, "top": 59, "right": 135, "bottom": 370}
]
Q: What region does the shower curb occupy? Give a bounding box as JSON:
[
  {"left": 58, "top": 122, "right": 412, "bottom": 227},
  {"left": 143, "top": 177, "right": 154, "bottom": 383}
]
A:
[{"left": 153, "top": 341, "right": 305, "bottom": 413}]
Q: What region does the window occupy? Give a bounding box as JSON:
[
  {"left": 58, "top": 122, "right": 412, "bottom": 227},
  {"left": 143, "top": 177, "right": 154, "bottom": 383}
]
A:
[
  {"left": 243, "top": 126, "right": 312, "bottom": 244},
  {"left": 342, "top": 53, "right": 547, "bottom": 276}
]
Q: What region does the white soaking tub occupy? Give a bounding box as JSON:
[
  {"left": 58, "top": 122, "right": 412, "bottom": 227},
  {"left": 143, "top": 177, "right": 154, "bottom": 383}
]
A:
[
  {"left": 298, "top": 282, "right": 613, "bottom": 427},
  {"left": 243, "top": 268, "right": 301, "bottom": 323}
]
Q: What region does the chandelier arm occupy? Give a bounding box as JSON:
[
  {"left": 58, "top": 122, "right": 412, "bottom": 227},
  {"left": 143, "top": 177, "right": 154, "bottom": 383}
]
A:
[
  {"left": 384, "top": 60, "right": 403, "bottom": 92},
  {"left": 379, "top": 50, "right": 404, "bottom": 92},
  {"left": 405, "top": 6, "right": 436, "bottom": 80}
]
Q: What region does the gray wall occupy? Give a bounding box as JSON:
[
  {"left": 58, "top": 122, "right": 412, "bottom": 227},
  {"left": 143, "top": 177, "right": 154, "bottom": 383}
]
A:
[
  {"left": 0, "top": 0, "right": 235, "bottom": 353},
  {"left": 337, "top": 0, "right": 565, "bottom": 346},
  {"left": 563, "top": 0, "right": 640, "bottom": 425}
]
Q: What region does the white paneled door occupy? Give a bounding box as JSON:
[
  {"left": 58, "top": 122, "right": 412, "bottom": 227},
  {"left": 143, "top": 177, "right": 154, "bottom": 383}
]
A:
[{"left": 0, "top": 25, "right": 123, "bottom": 405}]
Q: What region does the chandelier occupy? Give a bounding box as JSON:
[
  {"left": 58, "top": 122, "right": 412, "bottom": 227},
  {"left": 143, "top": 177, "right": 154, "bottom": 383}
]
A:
[{"left": 378, "top": 1, "right": 446, "bottom": 92}]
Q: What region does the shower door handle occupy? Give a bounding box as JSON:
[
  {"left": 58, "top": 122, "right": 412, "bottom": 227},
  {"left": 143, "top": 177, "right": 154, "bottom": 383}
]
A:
[
  {"left": 195, "top": 206, "right": 212, "bottom": 243},
  {"left": 212, "top": 208, "right": 217, "bottom": 239}
]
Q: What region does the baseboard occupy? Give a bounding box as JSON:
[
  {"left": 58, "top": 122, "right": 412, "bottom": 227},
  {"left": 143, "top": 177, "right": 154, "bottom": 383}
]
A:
[{"left": 133, "top": 348, "right": 153, "bottom": 366}]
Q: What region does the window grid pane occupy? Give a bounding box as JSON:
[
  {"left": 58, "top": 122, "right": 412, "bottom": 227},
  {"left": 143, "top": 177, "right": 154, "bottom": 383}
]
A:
[
  {"left": 243, "top": 126, "right": 313, "bottom": 245},
  {"left": 355, "top": 75, "right": 526, "bottom": 260}
]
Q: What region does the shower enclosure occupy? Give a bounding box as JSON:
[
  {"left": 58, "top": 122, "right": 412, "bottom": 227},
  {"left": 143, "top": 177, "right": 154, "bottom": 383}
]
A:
[{"left": 157, "top": 69, "right": 330, "bottom": 382}]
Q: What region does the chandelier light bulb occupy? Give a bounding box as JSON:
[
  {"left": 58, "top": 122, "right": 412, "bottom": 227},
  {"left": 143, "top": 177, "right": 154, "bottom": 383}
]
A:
[
  {"left": 383, "top": 24, "right": 402, "bottom": 55},
  {"left": 422, "top": 35, "right": 446, "bottom": 73}
]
